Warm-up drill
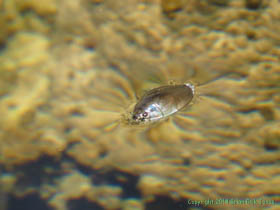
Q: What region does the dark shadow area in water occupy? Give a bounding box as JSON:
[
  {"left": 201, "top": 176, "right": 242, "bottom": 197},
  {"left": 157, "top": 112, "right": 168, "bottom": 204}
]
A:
[
  {"left": 79, "top": 165, "right": 141, "bottom": 199},
  {"left": 264, "top": 142, "right": 279, "bottom": 151},
  {"left": 14, "top": 155, "right": 62, "bottom": 190},
  {"left": 0, "top": 42, "right": 6, "bottom": 52},
  {"left": 67, "top": 197, "right": 104, "bottom": 210},
  {"left": 3, "top": 153, "right": 217, "bottom": 210},
  {"left": 102, "top": 170, "right": 140, "bottom": 199},
  {"left": 63, "top": 153, "right": 141, "bottom": 199},
  {"left": 8, "top": 193, "right": 51, "bottom": 210}
]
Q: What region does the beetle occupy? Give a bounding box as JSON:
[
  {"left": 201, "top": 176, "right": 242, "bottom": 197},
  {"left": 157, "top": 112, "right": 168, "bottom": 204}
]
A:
[{"left": 130, "top": 83, "right": 195, "bottom": 125}]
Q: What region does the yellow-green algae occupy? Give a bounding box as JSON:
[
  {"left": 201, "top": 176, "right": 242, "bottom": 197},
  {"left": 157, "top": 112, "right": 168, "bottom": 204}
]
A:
[
  {"left": 0, "top": 0, "right": 55, "bottom": 46},
  {"left": 47, "top": 171, "right": 122, "bottom": 210},
  {"left": 0, "top": 0, "right": 280, "bottom": 209}
]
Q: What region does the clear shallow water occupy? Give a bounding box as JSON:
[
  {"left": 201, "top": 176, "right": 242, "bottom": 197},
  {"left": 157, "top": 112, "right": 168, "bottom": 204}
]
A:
[{"left": 0, "top": 0, "right": 280, "bottom": 210}]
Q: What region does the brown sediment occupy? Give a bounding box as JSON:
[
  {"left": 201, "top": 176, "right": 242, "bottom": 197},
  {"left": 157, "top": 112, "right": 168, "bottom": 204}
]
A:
[{"left": 0, "top": 0, "right": 280, "bottom": 209}]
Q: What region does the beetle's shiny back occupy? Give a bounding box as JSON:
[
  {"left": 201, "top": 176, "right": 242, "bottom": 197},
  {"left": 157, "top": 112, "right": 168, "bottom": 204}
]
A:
[{"left": 131, "top": 83, "right": 195, "bottom": 124}]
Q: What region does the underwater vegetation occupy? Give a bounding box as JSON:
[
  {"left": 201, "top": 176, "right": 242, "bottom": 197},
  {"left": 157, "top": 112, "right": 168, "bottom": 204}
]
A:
[{"left": 0, "top": 0, "right": 280, "bottom": 210}]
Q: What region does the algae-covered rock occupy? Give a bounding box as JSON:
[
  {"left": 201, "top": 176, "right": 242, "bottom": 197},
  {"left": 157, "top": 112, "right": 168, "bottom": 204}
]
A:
[
  {"left": 0, "top": 31, "right": 56, "bottom": 165},
  {"left": 46, "top": 0, "right": 280, "bottom": 209},
  {"left": 161, "top": 0, "right": 183, "bottom": 18},
  {"left": 1, "top": 0, "right": 280, "bottom": 209},
  {"left": 14, "top": 0, "right": 57, "bottom": 15},
  {"left": 48, "top": 171, "right": 122, "bottom": 210},
  {"left": 0, "top": 0, "right": 56, "bottom": 46},
  {"left": 0, "top": 32, "right": 50, "bottom": 96},
  {"left": 122, "top": 199, "right": 144, "bottom": 210}
]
